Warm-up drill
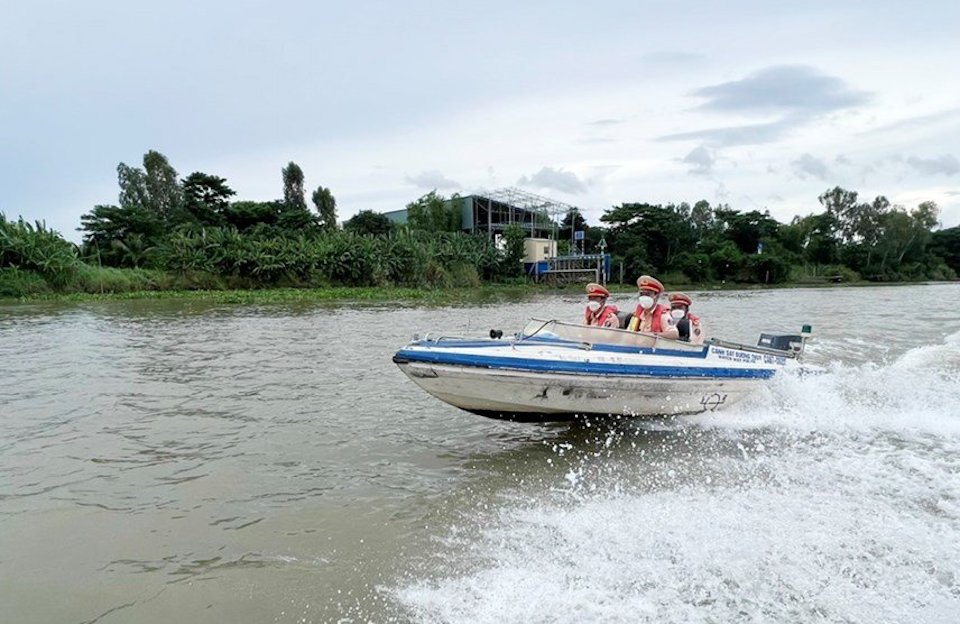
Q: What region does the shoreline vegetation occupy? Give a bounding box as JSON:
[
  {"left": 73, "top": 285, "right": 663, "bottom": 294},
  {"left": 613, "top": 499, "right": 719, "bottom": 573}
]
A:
[
  {"left": 3, "top": 150, "right": 959, "bottom": 303},
  {"left": 3, "top": 273, "right": 953, "bottom": 307}
]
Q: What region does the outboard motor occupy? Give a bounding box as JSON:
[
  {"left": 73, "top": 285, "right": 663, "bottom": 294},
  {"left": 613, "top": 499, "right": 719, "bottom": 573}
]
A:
[
  {"left": 757, "top": 324, "right": 813, "bottom": 358},
  {"left": 757, "top": 333, "right": 803, "bottom": 353}
]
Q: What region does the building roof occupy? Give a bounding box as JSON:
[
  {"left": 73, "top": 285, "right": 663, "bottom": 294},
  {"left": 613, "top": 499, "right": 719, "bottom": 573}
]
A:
[{"left": 473, "top": 187, "right": 579, "bottom": 221}]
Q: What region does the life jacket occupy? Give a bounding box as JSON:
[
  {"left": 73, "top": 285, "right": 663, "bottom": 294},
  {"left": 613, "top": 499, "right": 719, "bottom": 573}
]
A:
[
  {"left": 585, "top": 304, "right": 620, "bottom": 328},
  {"left": 628, "top": 303, "right": 668, "bottom": 333}
]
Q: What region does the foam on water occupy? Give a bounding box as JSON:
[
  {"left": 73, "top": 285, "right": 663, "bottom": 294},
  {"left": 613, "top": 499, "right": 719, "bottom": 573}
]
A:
[
  {"left": 697, "top": 329, "right": 960, "bottom": 436},
  {"left": 392, "top": 331, "right": 960, "bottom": 623}
]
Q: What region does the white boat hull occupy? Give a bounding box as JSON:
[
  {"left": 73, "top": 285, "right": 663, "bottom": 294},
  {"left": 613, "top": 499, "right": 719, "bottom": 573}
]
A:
[
  {"left": 394, "top": 320, "right": 793, "bottom": 422},
  {"left": 397, "top": 360, "right": 760, "bottom": 421}
]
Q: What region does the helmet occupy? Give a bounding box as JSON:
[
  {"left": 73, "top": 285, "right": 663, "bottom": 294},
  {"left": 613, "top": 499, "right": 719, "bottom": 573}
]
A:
[
  {"left": 668, "top": 292, "right": 692, "bottom": 307},
  {"left": 586, "top": 282, "right": 610, "bottom": 298},
  {"left": 636, "top": 275, "right": 664, "bottom": 295}
]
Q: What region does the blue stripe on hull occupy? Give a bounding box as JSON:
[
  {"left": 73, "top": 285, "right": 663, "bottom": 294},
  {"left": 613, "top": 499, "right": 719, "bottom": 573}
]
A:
[
  {"left": 413, "top": 337, "right": 711, "bottom": 358},
  {"left": 395, "top": 350, "right": 776, "bottom": 379}
]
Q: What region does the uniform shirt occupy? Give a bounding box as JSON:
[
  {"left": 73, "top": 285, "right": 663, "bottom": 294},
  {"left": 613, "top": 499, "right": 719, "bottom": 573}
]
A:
[{"left": 631, "top": 305, "right": 680, "bottom": 339}]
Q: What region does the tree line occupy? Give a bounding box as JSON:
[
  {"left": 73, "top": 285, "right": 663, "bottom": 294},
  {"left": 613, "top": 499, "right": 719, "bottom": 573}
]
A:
[
  {"left": 1, "top": 151, "right": 528, "bottom": 296},
  {"left": 79, "top": 150, "right": 338, "bottom": 268},
  {"left": 577, "top": 190, "right": 958, "bottom": 284},
  {"left": 2, "top": 148, "right": 959, "bottom": 297}
]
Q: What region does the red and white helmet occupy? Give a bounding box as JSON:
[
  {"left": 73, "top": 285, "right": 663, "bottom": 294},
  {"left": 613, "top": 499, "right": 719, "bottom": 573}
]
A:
[
  {"left": 636, "top": 275, "right": 664, "bottom": 295},
  {"left": 668, "top": 292, "right": 692, "bottom": 307},
  {"left": 586, "top": 282, "right": 610, "bottom": 298}
]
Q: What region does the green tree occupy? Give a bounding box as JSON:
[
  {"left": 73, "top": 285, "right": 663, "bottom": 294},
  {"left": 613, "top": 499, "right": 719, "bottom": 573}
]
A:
[
  {"left": 142, "top": 150, "right": 182, "bottom": 223},
  {"left": 747, "top": 241, "right": 795, "bottom": 283},
  {"left": 1, "top": 214, "right": 80, "bottom": 286},
  {"left": 819, "top": 187, "right": 889, "bottom": 268},
  {"left": 277, "top": 205, "right": 317, "bottom": 232},
  {"left": 499, "top": 223, "right": 526, "bottom": 278},
  {"left": 105, "top": 149, "right": 183, "bottom": 243},
  {"left": 282, "top": 162, "right": 307, "bottom": 212},
  {"left": 178, "top": 172, "right": 235, "bottom": 227},
  {"left": 600, "top": 202, "right": 696, "bottom": 274},
  {"left": 117, "top": 162, "right": 149, "bottom": 211},
  {"left": 709, "top": 241, "right": 745, "bottom": 281},
  {"left": 783, "top": 213, "right": 839, "bottom": 267},
  {"left": 931, "top": 225, "right": 960, "bottom": 274},
  {"left": 344, "top": 210, "right": 393, "bottom": 236},
  {"left": 872, "top": 201, "right": 940, "bottom": 277},
  {"left": 674, "top": 251, "right": 712, "bottom": 282},
  {"left": 222, "top": 200, "right": 284, "bottom": 231},
  {"left": 690, "top": 200, "right": 715, "bottom": 236},
  {"left": 277, "top": 162, "right": 316, "bottom": 232},
  {"left": 406, "top": 191, "right": 461, "bottom": 232},
  {"left": 818, "top": 186, "right": 861, "bottom": 244},
  {"left": 714, "top": 208, "right": 780, "bottom": 255},
  {"left": 79, "top": 204, "right": 163, "bottom": 267},
  {"left": 560, "top": 208, "right": 587, "bottom": 241},
  {"left": 312, "top": 186, "right": 338, "bottom": 231}
]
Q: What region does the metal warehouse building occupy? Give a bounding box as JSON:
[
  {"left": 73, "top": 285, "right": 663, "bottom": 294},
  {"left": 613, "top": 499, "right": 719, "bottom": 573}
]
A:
[{"left": 382, "top": 187, "right": 576, "bottom": 238}]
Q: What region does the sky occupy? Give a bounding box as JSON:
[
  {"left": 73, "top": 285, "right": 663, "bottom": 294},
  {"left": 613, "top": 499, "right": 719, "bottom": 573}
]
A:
[{"left": 3, "top": 0, "right": 960, "bottom": 241}]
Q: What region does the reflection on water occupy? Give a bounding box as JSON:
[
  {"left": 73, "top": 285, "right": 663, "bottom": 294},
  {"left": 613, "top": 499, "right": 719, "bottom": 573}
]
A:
[{"left": 1, "top": 284, "right": 959, "bottom": 623}]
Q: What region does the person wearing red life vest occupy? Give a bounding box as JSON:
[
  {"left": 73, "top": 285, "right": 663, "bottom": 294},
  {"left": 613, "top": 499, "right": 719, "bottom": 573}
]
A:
[
  {"left": 626, "top": 275, "right": 679, "bottom": 339},
  {"left": 668, "top": 292, "right": 704, "bottom": 345},
  {"left": 583, "top": 282, "right": 620, "bottom": 328}
]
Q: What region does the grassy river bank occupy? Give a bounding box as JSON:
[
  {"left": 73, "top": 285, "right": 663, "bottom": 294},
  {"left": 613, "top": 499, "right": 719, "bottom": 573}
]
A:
[{"left": 2, "top": 266, "right": 951, "bottom": 307}]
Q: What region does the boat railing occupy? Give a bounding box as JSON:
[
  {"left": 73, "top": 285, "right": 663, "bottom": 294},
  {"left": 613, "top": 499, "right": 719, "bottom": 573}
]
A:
[
  {"left": 419, "top": 319, "right": 803, "bottom": 360},
  {"left": 416, "top": 332, "right": 470, "bottom": 343},
  {"left": 520, "top": 319, "right": 704, "bottom": 352}
]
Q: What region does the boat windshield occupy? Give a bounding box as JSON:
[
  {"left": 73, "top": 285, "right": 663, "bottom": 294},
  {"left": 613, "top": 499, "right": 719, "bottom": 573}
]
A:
[{"left": 519, "top": 319, "right": 704, "bottom": 352}]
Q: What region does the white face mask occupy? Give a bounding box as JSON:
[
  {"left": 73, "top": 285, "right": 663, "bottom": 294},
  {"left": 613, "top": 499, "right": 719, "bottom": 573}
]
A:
[
  {"left": 587, "top": 300, "right": 602, "bottom": 312},
  {"left": 671, "top": 308, "right": 686, "bottom": 320},
  {"left": 637, "top": 295, "right": 655, "bottom": 309}
]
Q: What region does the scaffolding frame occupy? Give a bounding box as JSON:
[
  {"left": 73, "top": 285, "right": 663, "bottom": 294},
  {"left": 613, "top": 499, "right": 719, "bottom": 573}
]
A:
[{"left": 466, "top": 187, "right": 580, "bottom": 239}]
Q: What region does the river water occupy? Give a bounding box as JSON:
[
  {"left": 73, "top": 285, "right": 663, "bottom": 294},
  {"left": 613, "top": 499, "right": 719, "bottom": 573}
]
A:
[{"left": 1, "top": 284, "right": 959, "bottom": 623}]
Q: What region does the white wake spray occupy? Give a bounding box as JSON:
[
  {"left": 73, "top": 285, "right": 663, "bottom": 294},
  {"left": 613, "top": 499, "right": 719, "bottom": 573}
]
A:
[{"left": 391, "top": 332, "right": 960, "bottom": 623}]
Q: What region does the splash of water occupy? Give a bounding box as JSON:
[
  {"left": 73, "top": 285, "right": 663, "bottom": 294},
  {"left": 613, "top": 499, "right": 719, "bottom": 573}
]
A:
[{"left": 391, "top": 332, "right": 960, "bottom": 622}]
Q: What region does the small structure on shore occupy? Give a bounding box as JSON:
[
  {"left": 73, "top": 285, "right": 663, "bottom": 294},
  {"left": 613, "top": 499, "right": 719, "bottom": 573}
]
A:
[{"left": 384, "top": 187, "right": 610, "bottom": 283}]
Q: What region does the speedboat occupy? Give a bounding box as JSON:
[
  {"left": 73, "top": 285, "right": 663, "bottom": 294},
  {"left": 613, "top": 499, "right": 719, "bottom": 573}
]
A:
[{"left": 393, "top": 319, "right": 809, "bottom": 422}]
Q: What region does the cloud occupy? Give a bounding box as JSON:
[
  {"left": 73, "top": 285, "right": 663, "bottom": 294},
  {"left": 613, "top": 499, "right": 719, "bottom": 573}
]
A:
[
  {"left": 587, "top": 118, "right": 625, "bottom": 126},
  {"left": 905, "top": 154, "right": 960, "bottom": 176},
  {"left": 404, "top": 170, "right": 460, "bottom": 190},
  {"left": 516, "top": 167, "right": 587, "bottom": 194},
  {"left": 835, "top": 154, "right": 853, "bottom": 166},
  {"left": 861, "top": 108, "right": 960, "bottom": 136},
  {"left": 660, "top": 66, "right": 871, "bottom": 147},
  {"left": 692, "top": 65, "right": 871, "bottom": 115},
  {"left": 660, "top": 116, "right": 801, "bottom": 146},
  {"left": 792, "top": 153, "right": 830, "bottom": 180},
  {"left": 681, "top": 145, "right": 715, "bottom": 175}
]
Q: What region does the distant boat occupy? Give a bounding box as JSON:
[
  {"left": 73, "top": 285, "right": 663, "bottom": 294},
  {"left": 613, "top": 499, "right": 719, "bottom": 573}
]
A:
[{"left": 393, "top": 319, "right": 808, "bottom": 422}]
